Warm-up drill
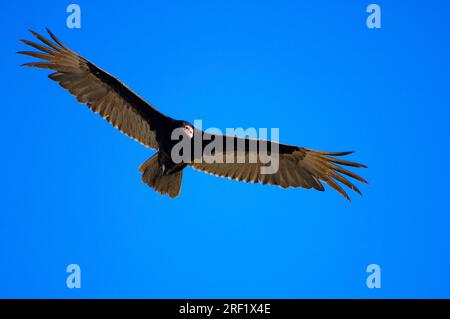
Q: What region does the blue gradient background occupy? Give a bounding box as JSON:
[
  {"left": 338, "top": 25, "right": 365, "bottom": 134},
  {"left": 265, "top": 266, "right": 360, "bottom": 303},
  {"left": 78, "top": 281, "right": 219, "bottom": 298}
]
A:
[{"left": 1, "top": 1, "right": 449, "bottom": 298}]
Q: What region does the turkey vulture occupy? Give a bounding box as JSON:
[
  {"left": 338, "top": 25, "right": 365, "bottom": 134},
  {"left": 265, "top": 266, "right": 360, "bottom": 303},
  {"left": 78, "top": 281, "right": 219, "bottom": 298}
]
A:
[{"left": 18, "top": 29, "right": 367, "bottom": 200}]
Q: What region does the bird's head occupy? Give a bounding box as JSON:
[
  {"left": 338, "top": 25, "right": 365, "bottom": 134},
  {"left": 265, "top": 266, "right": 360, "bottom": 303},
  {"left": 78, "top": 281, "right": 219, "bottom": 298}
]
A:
[{"left": 180, "top": 121, "right": 194, "bottom": 139}]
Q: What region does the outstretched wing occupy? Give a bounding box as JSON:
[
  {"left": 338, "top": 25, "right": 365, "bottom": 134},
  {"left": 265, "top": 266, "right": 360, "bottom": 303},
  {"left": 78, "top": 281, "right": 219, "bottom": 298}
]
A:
[
  {"left": 18, "top": 29, "right": 172, "bottom": 150},
  {"left": 190, "top": 133, "right": 367, "bottom": 201}
]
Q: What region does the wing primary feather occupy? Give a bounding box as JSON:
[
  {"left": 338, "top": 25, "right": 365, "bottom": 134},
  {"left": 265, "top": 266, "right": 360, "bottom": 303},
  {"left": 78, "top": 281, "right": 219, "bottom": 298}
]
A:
[
  {"left": 312, "top": 159, "right": 362, "bottom": 195},
  {"left": 325, "top": 156, "right": 368, "bottom": 168},
  {"left": 21, "top": 62, "right": 56, "bottom": 70},
  {"left": 17, "top": 51, "right": 53, "bottom": 61},
  {"left": 307, "top": 149, "right": 354, "bottom": 156},
  {"left": 29, "top": 30, "right": 64, "bottom": 52},
  {"left": 323, "top": 177, "right": 350, "bottom": 201},
  {"left": 45, "top": 28, "right": 70, "bottom": 50},
  {"left": 19, "top": 39, "right": 59, "bottom": 55},
  {"left": 327, "top": 162, "right": 368, "bottom": 184}
]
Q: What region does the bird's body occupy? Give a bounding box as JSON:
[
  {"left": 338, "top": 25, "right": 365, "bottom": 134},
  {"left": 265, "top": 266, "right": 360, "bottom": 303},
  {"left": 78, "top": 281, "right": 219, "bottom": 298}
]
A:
[{"left": 19, "top": 29, "right": 367, "bottom": 200}]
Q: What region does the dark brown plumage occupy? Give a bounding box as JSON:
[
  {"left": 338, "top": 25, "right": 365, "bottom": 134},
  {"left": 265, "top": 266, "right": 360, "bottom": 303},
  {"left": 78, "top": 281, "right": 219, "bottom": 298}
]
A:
[
  {"left": 191, "top": 133, "right": 367, "bottom": 201},
  {"left": 19, "top": 29, "right": 367, "bottom": 200}
]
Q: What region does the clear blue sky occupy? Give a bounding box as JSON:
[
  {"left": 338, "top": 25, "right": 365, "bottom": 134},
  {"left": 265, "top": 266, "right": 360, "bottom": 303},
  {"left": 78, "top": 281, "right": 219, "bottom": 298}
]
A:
[{"left": 1, "top": 1, "right": 450, "bottom": 298}]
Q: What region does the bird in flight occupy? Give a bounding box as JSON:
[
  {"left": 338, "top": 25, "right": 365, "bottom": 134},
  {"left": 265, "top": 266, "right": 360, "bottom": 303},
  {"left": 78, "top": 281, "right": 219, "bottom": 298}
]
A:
[{"left": 19, "top": 29, "right": 367, "bottom": 200}]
